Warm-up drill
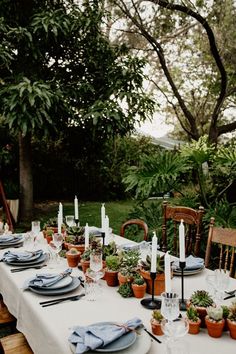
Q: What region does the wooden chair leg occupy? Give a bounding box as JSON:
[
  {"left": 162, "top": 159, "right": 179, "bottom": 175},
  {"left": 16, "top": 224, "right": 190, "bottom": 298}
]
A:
[
  {"left": 0, "top": 300, "right": 16, "bottom": 331},
  {"left": 0, "top": 333, "right": 33, "bottom": 354}
]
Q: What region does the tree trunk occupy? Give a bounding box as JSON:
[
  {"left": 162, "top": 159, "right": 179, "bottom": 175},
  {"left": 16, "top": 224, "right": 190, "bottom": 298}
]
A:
[{"left": 19, "top": 133, "right": 33, "bottom": 221}]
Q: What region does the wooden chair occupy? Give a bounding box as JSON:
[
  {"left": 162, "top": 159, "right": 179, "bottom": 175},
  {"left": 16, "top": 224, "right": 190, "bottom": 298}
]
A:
[
  {"left": 0, "top": 332, "right": 33, "bottom": 354},
  {"left": 161, "top": 201, "right": 204, "bottom": 256},
  {"left": 205, "top": 217, "right": 236, "bottom": 278},
  {"left": 0, "top": 297, "right": 16, "bottom": 332},
  {"left": 120, "top": 219, "right": 148, "bottom": 241}
]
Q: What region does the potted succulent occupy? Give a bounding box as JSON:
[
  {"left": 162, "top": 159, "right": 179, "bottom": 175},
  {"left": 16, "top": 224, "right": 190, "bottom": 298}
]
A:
[
  {"left": 64, "top": 226, "right": 85, "bottom": 253},
  {"left": 43, "top": 217, "right": 58, "bottom": 234},
  {"left": 227, "top": 302, "right": 236, "bottom": 339},
  {"left": 118, "top": 249, "right": 140, "bottom": 285},
  {"left": 105, "top": 255, "right": 120, "bottom": 287},
  {"left": 139, "top": 254, "right": 165, "bottom": 295},
  {"left": 150, "top": 309, "right": 164, "bottom": 336},
  {"left": 118, "top": 282, "right": 133, "bottom": 298},
  {"left": 66, "top": 247, "right": 81, "bottom": 268},
  {"left": 189, "top": 290, "right": 214, "bottom": 328},
  {"left": 131, "top": 274, "right": 147, "bottom": 298},
  {"left": 186, "top": 306, "right": 201, "bottom": 334},
  {"left": 80, "top": 239, "right": 102, "bottom": 274},
  {"left": 44, "top": 229, "right": 54, "bottom": 244},
  {"left": 205, "top": 306, "right": 225, "bottom": 338},
  {"left": 221, "top": 305, "right": 229, "bottom": 331}
]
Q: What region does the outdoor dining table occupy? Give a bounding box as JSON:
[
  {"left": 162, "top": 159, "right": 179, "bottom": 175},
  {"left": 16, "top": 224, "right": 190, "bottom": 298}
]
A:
[{"left": 0, "top": 234, "right": 236, "bottom": 354}]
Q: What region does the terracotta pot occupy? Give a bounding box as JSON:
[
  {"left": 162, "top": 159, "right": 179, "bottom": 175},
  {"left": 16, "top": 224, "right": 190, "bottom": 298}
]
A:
[
  {"left": 150, "top": 319, "right": 163, "bottom": 336},
  {"left": 118, "top": 272, "right": 133, "bottom": 285},
  {"left": 131, "top": 283, "right": 147, "bottom": 299},
  {"left": 66, "top": 243, "right": 85, "bottom": 255},
  {"left": 227, "top": 319, "right": 236, "bottom": 339},
  {"left": 81, "top": 259, "right": 90, "bottom": 274},
  {"left": 188, "top": 318, "right": 201, "bottom": 335},
  {"left": 105, "top": 270, "right": 119, "bottom": 287},
  {"left": 140, "top": 269, "right": 165, "bottom": 295},
  {"left": 66, "top": 252, "right": 81, "bottom": 268},
  {"left": 205, "top": 317, "right": 225, "bottom": 338},
  {"left": 186, "top": 302, "right": 207, "bottom": 328}
]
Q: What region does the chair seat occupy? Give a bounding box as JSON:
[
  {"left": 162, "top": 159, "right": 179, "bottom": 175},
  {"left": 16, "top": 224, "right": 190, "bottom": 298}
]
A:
[
  {"left": 0, "top": 333, "right": 33, "bottom": 354},
  {"left": 0, "top": 299, "right": 16, "bottom": 326}
]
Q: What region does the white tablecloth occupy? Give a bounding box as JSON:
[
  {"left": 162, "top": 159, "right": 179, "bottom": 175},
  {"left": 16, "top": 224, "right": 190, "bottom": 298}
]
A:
[{"left": 0, "top": 235, "right": 236, "bottom": 354}]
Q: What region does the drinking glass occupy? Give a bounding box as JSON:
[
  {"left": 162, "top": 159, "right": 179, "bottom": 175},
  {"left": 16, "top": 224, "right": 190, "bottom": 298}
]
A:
[
  {"left": 31, "top": 220, "right": 41, "bottom": 236},
  {"left": 85, "top": 252, "right": 104, "bottom": 300},
  {"left": 161, "top": 318, "right": 189, "bottom": 354},
  {"left": 214, "top": 269, "right": 230, "bottom": 303},
  {"left": 49, "top": 233, "right": 64, "bottom": 264},
  {"left": 161, "top": 292, "right": 180, "bottom": 321},
  {"left": 65, "top": 215, "right": 75, "bottom": 227}
]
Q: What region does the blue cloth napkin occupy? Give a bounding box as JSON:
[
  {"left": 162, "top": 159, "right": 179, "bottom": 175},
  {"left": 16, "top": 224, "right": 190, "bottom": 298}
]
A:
[
  {"left": 0, "top": 235, "right": 14, "bottom": 243},
  {"left": 2, "top": 249, "right": 43, "bottom": 262},
  {"left": 24, "top": 268, "right": 72, "bottom": 289},
  {"left": 173, "top": 255, "right": 204, "bottom": 270},
  {"left": 68, "top": 317, "right": 142, "bottom": 354}
]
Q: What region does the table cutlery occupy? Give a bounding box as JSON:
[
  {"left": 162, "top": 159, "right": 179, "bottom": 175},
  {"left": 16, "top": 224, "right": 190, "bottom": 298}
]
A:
[
  {"left": 78, "top": 276, "right": 85, "bottom": 288},
  {"left": 40, "top": 294, "right": 85, "bottom": 307},
  {"left": 225, "top": 289, "right": 236, "bottom": 295},
  {"left": 224, "top": 294, "right": 236, "bottom": 301},
  {"left": 144, "top": 328, "right": 162, "bottom": 343},
  {"left": 11, "top": 264, "right": 47, "bottom": 272}
]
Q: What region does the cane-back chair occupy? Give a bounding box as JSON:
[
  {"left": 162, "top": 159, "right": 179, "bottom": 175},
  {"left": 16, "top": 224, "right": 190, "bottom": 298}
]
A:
[
  {"left": 161, "top": 201, "right": 204, "bottom": 257},
  {"left": 120, "top": 219, "right": 148, "bottom": 241},
  {"left": 205, "top": 217, "right": 236, "bottom": 278}
]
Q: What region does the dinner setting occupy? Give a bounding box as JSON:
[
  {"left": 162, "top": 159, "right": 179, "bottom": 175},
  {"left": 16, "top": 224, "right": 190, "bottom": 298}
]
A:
[{"left": 0, "top": 199, "right": 236, "bottom": 354}]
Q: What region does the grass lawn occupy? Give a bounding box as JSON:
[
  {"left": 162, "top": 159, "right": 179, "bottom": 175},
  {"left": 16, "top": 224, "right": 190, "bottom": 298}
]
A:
[{"left": 16, "top": 200, "right": 135, "bottom": 235}]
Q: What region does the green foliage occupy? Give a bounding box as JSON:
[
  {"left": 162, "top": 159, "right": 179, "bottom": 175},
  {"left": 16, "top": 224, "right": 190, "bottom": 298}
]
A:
[
  {"left": 117, "top": 282, "right": 133, "bottom": 298},
  {"left": 105, "top": 255, "right": 120, "bottom": 271},
  {"left": 221, "top": 305, "right": 229, "bottom": 319},
  {"left": 190, "top": 290, "right": 214, "bottom": 308},
  {"left": 207, "top": 306, "right": 223, "bottom": 322},
  {"left": 228, "top": 303, "right": 236, "bottom": 322},
  {"left": 132, "top": 273, "right": 145, "bottom": 285},
  {"left": 140, "top": 254, "right": 164, "bottom": 273},
  {"left": 119, "top": 249, "right": 140, "bottom": 277},
  {"left": 186, "top": 306, "right": 200, "bottom": 322},
  {"left": 152, "top": 309, "right": 163, "bottom": 323}
]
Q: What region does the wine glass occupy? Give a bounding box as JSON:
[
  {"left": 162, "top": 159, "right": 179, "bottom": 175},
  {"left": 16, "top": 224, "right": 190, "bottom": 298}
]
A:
[
  {"left": 65, "top": 215, "right": 75, "bottom": 227},
  {"left": 49, "top": 233, "right": 64, "bottom": 264},
  {"left": 31, "top": 220, "right": 40, "bottom": 236},
  {"left": 161, "top": 318, "right": 189, "bottom": 354},
  {"left": 85, "top": 252, "right": 104, "bottom": 301},
  {"left": 214, "top": 269, "right": 230, "bottom": 303}
]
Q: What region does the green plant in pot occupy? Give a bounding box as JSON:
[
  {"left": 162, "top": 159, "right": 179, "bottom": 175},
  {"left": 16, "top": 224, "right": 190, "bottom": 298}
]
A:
[
  {"left": 66, "top": 247, "right": 80, "bottom": 268},
  {"left": 189, "top": 290, "right": 214, "bottom": 328},
  {"left": 150, "top": 309, "right": 164, "bottom": 336},
  {"left": 65, "top": 226, "right": 85, "bottom": 252},
  {"left": 131, "top": 273, "right": 146, "bottom": 299},
  {"left": 103, "top": 241, "right": 118, "bottom": 260},
  {"left": 118, "top": 282, "right": 133, "bottom": 298},
  {"left": 105, "top": 255, "right": 120, "bottom": 287},
  {"left": 227, "top": 302, "right": 236, "bottom": 339},
  {"left": 118, "top": 249, "right": 140, "bottom": 285},
  {"left": 205, "top": 306, "right": 225, "bottom": 338},
  {"left": 186, "top": 306, "right": 201, "bottom": 334},
  {"left": 139, "top": 254, "right": 165, "bottom": 295}
]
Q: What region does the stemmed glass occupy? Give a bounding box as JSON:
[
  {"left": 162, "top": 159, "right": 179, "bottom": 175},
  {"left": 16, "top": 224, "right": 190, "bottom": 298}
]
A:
[
  {"left": 85, "top": 251, "right": 104, "bottom": 301},
  {"left": 65, "top": 215, "right": 75, "bottom": 228},
  {"left": 49, "top": 233, "right": 64, "bottom": 264}
]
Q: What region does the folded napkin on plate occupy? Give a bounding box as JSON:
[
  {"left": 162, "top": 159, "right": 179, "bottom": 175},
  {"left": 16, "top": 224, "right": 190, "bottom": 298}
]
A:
[
  {"left": 2, "top": 249, "right": 43, "bottom": 262},
  {"left": 68, "top": 317, "right": 142, "bottom": 354},
  {"left": 0, "top": 235, "right": 14, "bottom": 243},
  {"left": 24, "top": 268, "right": 72, "bottom": 289},
  {"left": 173, "top": 255, "right": 204, "bottom": 270}
]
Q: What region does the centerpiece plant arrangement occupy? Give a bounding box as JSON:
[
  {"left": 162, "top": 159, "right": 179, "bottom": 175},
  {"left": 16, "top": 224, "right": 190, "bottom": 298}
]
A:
[
  {"left": 118, "top": 249, "right": 141, "bottom": 285},
  {"left": 227, "top": 301, "right": 236, "bottom": 339},
  {"left": 64, "top": 226, "right": 85, "bottom": 253},
  {"left": 188, "top": 290, "right": 214, "bottom": 328},
  {"left": 104, "top": 254, "right": 121, "bottom": 287},
  {"left": 205, "top": 306, "right": 225, "bottom": 338},
  {"left": 80, "top": 238, "right": 102, "bottom": 274},
  {"left": 150, "top": 309, "right": 164, "bottom": 336},
  {"left": 139, "top": 254, "right": 165, "bottom": 295},
  {"left": 131, "top": 274, "right": 146, "bottom": 299},
  {"left": 186, "top": 306, "right": 201, "bottom": 335},
  {"left": 117, "top": 282, "right": 133, "bottom": 298}
]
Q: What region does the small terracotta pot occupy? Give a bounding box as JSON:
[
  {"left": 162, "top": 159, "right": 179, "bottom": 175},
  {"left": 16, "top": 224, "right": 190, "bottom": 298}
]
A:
[
  {"left": 188, "top": 318, "right": 201, "bottom": 335},
  {"left": 150, "top": 319, "right": 163, "bottom": 336},
  {"left": 105, "top": 270, "right": 119, "bottom": 287},
  {"left": 66, "top": 252, "right": 81, "bottom": 268},
  {"left": 227, "top": 319, "right": 236, "bottom": 339},
  {"left": 186, "top": 303, "right": 207, "bottom": 328},
  {"left": 118, "top": 272, "right": 133, "bottom": 285},
  {"left": 140, "top": 269, "right": 165, "bottom": 295},
  {"left": 205, "top": 317, "right": 225, "bottom": 338},
  {"left": 81, "top": 259, "right": 90, "bottom": 274},
  {"left": 131, "top": 283, "right": 147, "bottom": 299},
  {"left": 66, "top": 243, "right": 85, "bottom": 255}
]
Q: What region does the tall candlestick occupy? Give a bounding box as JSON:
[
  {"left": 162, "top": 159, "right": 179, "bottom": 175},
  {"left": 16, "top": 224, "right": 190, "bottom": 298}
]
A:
[
  {"left": 58, "top": 212, "right": 62, "bottom": 235},
  {"left": 74, "top": 196, "right": 79, "bottom": 220},
  {"left": 104, "top": 215, "right": 109, "bottom": 245},
  {"left": 101, "top": 203, "right": 105, "bottom": 231},
  {"left": 151, "top": 232, "right": 157, "bottom": 273},
  {"left": 85, "top": 223, "right": 89, "bottom": 249},
  {"left": 165, "top": 251, "right": 171, "bottom": 293},
  {"left": 59, "top": 202, "right": 63, "bottom": 223},
  {"left": 179, "top": 219, "right": 185, "bottom": 262}
]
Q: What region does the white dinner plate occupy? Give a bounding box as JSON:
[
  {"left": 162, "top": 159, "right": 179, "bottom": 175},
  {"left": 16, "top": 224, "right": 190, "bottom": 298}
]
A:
[
  {"left": 69, "top": 328, "right": 151, "bottom": 354},
  {"left": 173, "top": 267, "right": 204, "bottom": 276},
  {"left": 25, "top": 275, "right": 73, "bottom": 290},
  {"left": 28, "top": 277, "right": 80, "bottom": 296},
  {"left": 5, "top": 253, "right": 47, "bottom": 266},
  {"left": 0, "top": 236, "right": 24, "bottom": 248}
]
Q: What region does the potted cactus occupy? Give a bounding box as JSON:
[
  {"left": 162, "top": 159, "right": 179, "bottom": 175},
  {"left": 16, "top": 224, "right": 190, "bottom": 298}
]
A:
[
  {"left": 189, "top": 290, "right": 214, "bottom": 328},
  {"left": 105, "top": 255, "right": 120, "bottom": 287},
  {"left": 150, "top": 310, "right": 164, "bottom": 336},
  {"left": 66, "top": 247, "right": 81, "bottom": 268},
  {"left": 227, "top": 302, "right": 236, "bottom": 339},
  {"left": 131, "top": 274, "right": 146, "bottom": 298},
  {"left": 205, "top": 306, "right": 225, "bottom": 338},
  {"left": 186, "top": 306, "right": 201, "bottom": 334},
  {"left": 139, "top": 254, "right": 165, "bottom": 295}
]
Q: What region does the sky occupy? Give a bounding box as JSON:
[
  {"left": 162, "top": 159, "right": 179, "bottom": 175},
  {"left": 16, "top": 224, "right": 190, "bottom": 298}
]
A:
[{"left": 136, "top": 113, "right": 174, "bottom": 138}]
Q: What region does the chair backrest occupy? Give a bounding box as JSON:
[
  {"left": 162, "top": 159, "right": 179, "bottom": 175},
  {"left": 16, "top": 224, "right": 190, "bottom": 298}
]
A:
[
  {"left": 161, "top": 201, "right": 204, "bottom": 256},
  {"left": 205, "top": 217, "right": 236, "bottom": 277},
  {"left": 0, "top": 180, "right": 14, "bottom": 232},
  {"left": 120, "top": 219, "right": 148, "bottom": 241}
]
